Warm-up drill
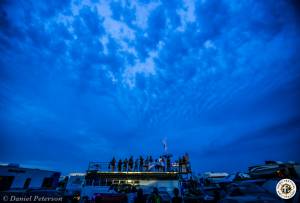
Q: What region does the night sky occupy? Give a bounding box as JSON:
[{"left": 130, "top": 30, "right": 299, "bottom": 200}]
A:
[{"left": 1, "top": 0, "right": 300, "bottom": 174}]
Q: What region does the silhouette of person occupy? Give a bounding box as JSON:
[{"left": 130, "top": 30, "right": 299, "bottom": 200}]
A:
[
  {"left": 147, "top": 187, "right": 162, "bottom": 203},
  {"left": 123, "top": 158, "right": 128, "bottom": 171},
  {"left": 178, "top": 158, "right": 182, "bottom": 172},
  {"left": 134, "top": 158, "right": 139, "bottom": 171},
  {"left": 149, "top": 156, "right": 153, "bottom": 163},
  {"left": 166, "top": 156, "right": 171, "bottom": 172},
  {"left": 154, "top": 159, "right": 159, "bottom": 172},
  {"left": 172, "top": 188, "right": 182, "bottom": 203},
  {"left": 139, "top": 156, "right": 144, "bottom": 171},
  {"left": 129, "top": 156, "right": 134, "bottom": 171},
  {"left": 118, "top": 159, "right": 122, "bottom": 172},
  {"left": 182, "top": 156, "right": 187, "bottom": 172},
  {"left": 134, "top": 188, "right": 146, "bottom": 203},
  {"left": 145, "top": 157, "right": 149, "bottom": 171},
  {"left": 111, "top": 157, "right": 116, "bottom": 171}
]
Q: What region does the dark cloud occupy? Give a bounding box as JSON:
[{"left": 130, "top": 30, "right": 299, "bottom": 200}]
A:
[{"left": 0, "top": 0, "right": 300, "bottom": 173}]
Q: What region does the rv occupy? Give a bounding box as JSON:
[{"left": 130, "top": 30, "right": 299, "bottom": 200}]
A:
[
  {"left": 80, "top": 158, "right": 191, "bottom": 201},
  {"left": 0, "top": 163, "right": 60, "bottom": 191}
]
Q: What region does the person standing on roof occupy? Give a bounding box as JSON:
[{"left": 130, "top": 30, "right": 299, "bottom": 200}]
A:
[
  {"left": 111, "top": 157, "right": 116, "bottom": 171},
  {"left": 182, "top": 156, "right": 187, "bottom": 172},
  {"left": 129, "top": 156, "right": 134, "bottom": 171},
  {"left": 158, "top": 156, "right": 165, "bottom": 172},
  {"left": 166, "top": 156, "right": 171, "bottom": 172},
  {"left": 139, "top": 156, "right": 144, "bottom": 171},
  {"left": 134, "top": 158, "right": 139, "bottom": 171},
  {"left": 184, "top": 153, "right": 191, "bottom": 172},
  {"left": 118, "top": 159, "right": 122, "bottom": 172},
  {"left": 149, "top": 156, "right": 153, "bottom": 163},
  {"left": 178, "top": 158, "right": 182, "bottom": 172},
  {"left": 123, "top": 158, "right": 128, "bottom": 172},
  {"left": 154, "top": 159, "right": 159, "bottom": 171},
  {"left": 145, "top": 157, "right": 149, "bottom": 171}
]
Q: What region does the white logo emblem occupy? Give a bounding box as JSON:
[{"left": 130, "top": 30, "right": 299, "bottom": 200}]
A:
[{"left": 276, "top": 179, "right": 297, "bottom": 199}]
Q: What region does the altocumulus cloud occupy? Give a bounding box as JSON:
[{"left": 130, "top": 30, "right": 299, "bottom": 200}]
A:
[{"left": 0, "top": 0, "right": 300, "bottom": 173}]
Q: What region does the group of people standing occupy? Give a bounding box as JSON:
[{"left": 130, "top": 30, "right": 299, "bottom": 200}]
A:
[
  {"left": 134, "top": 187, "right": 183, "bottom": 203},
  {"left": 108, "top": 154, "right": 191, "bottom": 173}
]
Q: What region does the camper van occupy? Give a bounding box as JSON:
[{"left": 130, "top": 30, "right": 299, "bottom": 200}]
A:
[{"left": 0, "top": 163, "right": 60, "bottom": 191}]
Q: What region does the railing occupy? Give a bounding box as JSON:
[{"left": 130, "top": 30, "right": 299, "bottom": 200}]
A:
[{"left": 87, "top": 161, "right": 191, "bottom": 173}]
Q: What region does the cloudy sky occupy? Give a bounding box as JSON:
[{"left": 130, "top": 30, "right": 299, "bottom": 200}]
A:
[{"left": 1, "top": 0, "right": 300, "bottom": 174}]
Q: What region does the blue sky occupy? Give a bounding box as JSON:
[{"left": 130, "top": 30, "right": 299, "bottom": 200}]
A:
[{"left": 0, "top": 0, "right": 300, "bottom": 174}]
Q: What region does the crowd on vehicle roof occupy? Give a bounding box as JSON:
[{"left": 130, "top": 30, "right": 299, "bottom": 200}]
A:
[{"left": 108, "top": 154, "right": 191, "bottom": 173}]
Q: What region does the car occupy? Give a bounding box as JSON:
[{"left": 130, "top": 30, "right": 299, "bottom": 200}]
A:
[{"left": 220, "top": 182, "right": 282, "bottom": 203}]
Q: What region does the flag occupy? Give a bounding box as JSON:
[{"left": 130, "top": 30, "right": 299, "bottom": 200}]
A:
[{"left": 162, "top": 138, "right": 167, "bottom": 152}]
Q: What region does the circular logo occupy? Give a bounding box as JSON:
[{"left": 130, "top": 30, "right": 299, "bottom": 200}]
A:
[{"left": 276, "top": 179, "right": 297, "bottom": 199}]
